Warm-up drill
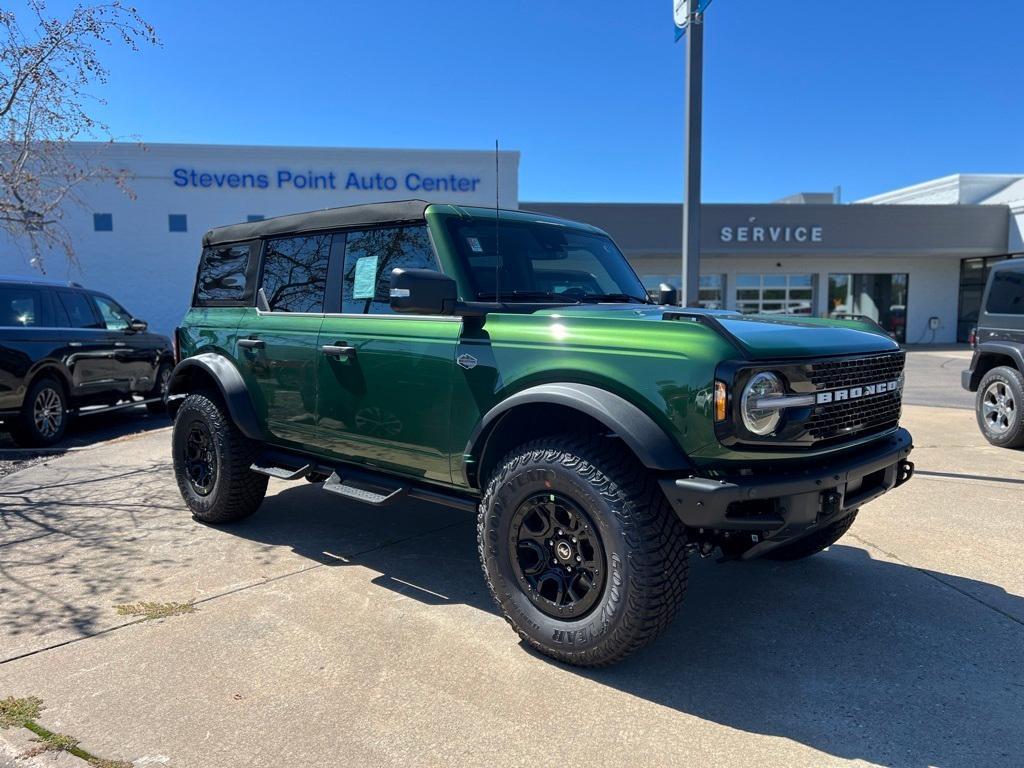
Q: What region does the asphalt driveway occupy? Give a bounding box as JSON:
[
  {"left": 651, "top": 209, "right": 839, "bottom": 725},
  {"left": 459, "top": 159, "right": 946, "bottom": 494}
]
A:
[{"left": 0, "top": 399, "right": 1020, "bottom": 767}]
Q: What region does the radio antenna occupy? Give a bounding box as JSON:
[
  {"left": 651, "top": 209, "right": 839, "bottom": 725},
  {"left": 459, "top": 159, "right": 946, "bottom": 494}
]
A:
[{"left": 494, "top": 139, "right": 501, "bottom": 305}]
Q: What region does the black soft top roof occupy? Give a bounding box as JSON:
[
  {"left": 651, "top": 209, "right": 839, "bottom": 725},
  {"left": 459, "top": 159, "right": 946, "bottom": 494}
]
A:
[{"left": 202, "top": 199, "right": 430, "bottom": 247}]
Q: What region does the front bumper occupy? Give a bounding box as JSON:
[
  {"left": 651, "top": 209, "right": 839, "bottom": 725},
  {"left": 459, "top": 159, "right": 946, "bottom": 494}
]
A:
[{"left": 659, "top": 428, "right": 914, "bottom": 559}]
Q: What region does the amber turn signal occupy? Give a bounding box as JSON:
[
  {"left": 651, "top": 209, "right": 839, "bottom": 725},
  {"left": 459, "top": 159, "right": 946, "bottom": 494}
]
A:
[{"left": 714, "top": 380, "right": 727, "bottom": 422}]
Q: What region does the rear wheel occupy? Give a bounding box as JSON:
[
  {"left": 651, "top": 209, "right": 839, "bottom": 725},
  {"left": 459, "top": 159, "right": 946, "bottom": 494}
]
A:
[
  {"left": 146, "top": 364, "right": 172, "bottom": 415},
  {"left": 172, "top": 392, "right": 268, "bottom": 523},
  {"left": 975, "top": 366, "right": 1024, "bottom": 448},
  {"left": 11, "top": 377, "right": 68, "bottom": 447},
  {"left": 763, "top": 510, "right": 859, "bottom": 561},
  {"left": 478, "top": 434, "right": 688, "bottom": 667}
]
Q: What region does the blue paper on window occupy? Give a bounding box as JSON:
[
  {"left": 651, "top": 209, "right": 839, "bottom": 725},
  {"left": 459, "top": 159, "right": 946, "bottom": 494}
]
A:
[{"left": 353, "top": 255, "right": 378, "bottom": 300}]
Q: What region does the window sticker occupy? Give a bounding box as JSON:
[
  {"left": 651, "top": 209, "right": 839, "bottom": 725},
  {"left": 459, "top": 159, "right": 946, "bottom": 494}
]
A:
[
  {"left": 352, "top": 255, "right": 379, "bottom": 299},
  {"left": 467, "top": 236, "right": 483, "bottom": 253}
]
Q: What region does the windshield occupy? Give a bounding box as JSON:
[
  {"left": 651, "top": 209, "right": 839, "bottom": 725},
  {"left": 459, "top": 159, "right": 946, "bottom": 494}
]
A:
[{"left": 446, "top": 218, "right": 649, "bottom": 303}]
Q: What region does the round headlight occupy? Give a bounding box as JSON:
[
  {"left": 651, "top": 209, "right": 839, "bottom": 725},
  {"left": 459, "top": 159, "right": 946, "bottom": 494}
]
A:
[{"left": 741, "top": 372, "right": 784, "bottom": 436}]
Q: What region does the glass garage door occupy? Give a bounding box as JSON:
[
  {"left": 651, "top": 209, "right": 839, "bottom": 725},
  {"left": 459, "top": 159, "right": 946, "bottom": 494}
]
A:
[
  {"left": 828, "top": 273, "right": 909, "bottom": 343},
  {"left": 735, "top": 274, "right": 814, "bottom": 315}
]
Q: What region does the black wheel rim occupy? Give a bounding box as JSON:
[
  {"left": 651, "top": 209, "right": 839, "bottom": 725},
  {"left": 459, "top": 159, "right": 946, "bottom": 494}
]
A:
[
  {"left": 509, "top": 492, "right": 606, "bottom": 620},
  {"left": 184, "top": 422, "right": 217, "bottom": 496}
]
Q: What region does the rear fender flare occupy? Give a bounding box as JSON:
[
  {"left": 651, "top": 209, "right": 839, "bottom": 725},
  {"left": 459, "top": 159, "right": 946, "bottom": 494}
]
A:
[
  {"left": 167, "top": 353, "right": 264, "bottom": 440},
  {"left": 967, "top": 342, "right": 1024, "bottom": 390}
]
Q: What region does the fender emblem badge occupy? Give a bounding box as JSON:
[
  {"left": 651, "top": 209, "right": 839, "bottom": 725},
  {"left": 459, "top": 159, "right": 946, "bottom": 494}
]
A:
[{"left": 457, "top": 354, "right": 478, "bottom": 370}]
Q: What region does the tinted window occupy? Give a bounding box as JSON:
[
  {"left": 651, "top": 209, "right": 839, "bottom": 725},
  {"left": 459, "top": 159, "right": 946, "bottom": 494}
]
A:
[
  {"left": 342, "top": 226, "right": 437, "bottom": 314},
  {"left": 93, "top": 295, "right": 133, "bottom": 331},
  {"left": 261, "top": 234, "right": 331, "bottom": 313},
  {"left": 986, "top": 268, "right": 1024, "bottom": 315},
  {"left": 0, "top": 286, "right": 42, "bottom": 326},
  {"left": 58, "top": 291, "right": 102, "bottom": 329},
  {"left": 195, "top": 244, "right": 252, "bottom": 305}
]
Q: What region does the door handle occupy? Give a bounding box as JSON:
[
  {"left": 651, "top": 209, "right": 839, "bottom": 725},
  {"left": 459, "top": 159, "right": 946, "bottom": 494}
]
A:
[
  {"left": 237, "top": 338, "right": 265, "bottom": 350},
  {"left": 321, "top": 343, "right": 356, "bottom": 360},
  {"left": 113, "top": 341, "right": 127, "bottom": 347}
]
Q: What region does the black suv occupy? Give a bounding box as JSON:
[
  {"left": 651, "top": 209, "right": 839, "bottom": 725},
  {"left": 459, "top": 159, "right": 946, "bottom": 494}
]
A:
[
  {"left": 962, "top": 257, "right": 1024, "bottom": 447},
  {"left": 0, "top": 276, "right": 174, "bottom": 447}
]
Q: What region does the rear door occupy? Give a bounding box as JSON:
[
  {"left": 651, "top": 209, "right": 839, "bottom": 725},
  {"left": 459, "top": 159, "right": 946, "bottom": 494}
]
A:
[
  {"left": 90, "top": 292, "right": 159, "bottom": 394},
  {"left": 233, "top": 233, "right": 332, "bottom": 447},
  {"left": 53, "top": 289, "right": 115, "bottom": 396},
  {"left": 315, "top": 225, "right": 459, "bottom": 483}
]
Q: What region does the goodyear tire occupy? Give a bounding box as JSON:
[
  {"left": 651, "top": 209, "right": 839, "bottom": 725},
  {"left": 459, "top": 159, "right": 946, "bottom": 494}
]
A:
[
  {"left": 975, "top": 366, "right": 1024, "bottom": 448},
  {"left": 763, "top": 510, "right": 859, "bottom": 561},
  {"left": 11, "top": 376, "right": 68, "bottom": 448},
  {"left": 478, "top": 434, "right": 688, "bottom": 667},
  {"left": 172, "top": 391, "right": 268, "bottom": 523}
]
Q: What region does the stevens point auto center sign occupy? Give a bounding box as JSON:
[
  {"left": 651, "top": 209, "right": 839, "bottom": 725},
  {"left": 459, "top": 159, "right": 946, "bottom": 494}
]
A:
[{"left": 171, "top": 167, "right": 483, "bottom": 194}]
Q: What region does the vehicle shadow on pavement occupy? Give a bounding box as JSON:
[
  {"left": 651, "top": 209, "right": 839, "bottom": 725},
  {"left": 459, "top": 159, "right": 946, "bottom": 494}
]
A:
[{"left": 240, "top": 485, "right": 1022, "bottom": 768}]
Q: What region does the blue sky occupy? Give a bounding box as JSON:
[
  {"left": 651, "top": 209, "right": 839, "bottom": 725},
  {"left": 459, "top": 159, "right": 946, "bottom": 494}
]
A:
[{"left": 36, "top": 0, "right": 1024, "bottom": 202}]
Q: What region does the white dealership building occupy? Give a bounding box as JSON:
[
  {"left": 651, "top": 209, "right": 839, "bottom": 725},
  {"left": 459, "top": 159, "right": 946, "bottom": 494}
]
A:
[{"left": 2, "top": 141, "right": 1022, "bottom": 344}]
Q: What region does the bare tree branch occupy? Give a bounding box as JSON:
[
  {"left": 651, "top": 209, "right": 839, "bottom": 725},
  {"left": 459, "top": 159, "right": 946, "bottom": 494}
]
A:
[{"left": 0, "top": 1, "right": 159, "bottom": 272}]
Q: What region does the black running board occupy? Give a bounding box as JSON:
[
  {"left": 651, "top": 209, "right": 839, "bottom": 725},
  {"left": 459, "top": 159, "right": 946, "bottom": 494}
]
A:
[{"left": 249, "top": 449, "right": 478, "bottom": 513}]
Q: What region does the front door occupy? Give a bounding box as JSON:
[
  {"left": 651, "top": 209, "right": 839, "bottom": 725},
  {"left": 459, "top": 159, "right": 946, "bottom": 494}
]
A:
[
  {"left": 315, "top": 225, "right": 460, "bottom": 483},
  {"left": 90, "top": 292, "right": 158, "bottom": 393},
  {"left": 232, "top": 233, "right": 333, "bottom": 447}
]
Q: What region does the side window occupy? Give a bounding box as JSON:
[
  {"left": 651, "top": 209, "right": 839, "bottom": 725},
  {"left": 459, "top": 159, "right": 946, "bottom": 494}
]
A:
[
  {"left": 0, "top": 286, "right": 42, "bottom": 327},
  {"left": 92, "top": 295, "right": 133, "bottom": 331},
  {"left": 58, "top": 291, "right": 103, "bottom": 329},
  {"left": 194, "top": 244, "right": 253, "bottom": 305},
  {"left": 342, "top": 226, "right": 437, "bottom": 314},
  {"left": 261, "top": 234, "right": 331, "bottom": 313},
  {"left": 47, "top": 289, "right": 70, "bottom": 327},
  {"left": 986, "top": 269, "right": 1024, "bottom": 315}
]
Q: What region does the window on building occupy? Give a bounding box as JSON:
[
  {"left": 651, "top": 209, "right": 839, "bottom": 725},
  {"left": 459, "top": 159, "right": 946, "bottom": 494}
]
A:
[
  {"left": 342, "top": 226, "right": 437, "bottom": 314},
  {"left": 168, "top": 214, "right": 187, "bottom": 233},
  {"left": 698, "top": 274, "right": 725, "bottom": 309},
  {"left": 92, "top": 294, "right": 133, "bottom": 331},
  {"left": 735, "top": 274, "right": 813, "bottom": 315},
  {"left": 93, "top": 213, "right": 113, "bottom": 232},
  {"left": 828, "top": 273, "right": 909, "bottom": 343},
  {"left": 0, "top": 286, "right": 42, "bottom": 326},
  {"left": 247, "top": 215, "right": 265, "bottom": 222},
  {"left": 57, "top": 291, "right": 103, "bottom": 328},
  {"left": 261, "top": 234, "right": 331, "bottom": 313},
  {"left": 959, "top": 256, "right": 1009, "bottom": 340},
  {"left": 194, "top": 244, "right": 254, "bottom": 306},
  {"left": 985, "top": 267, "right": 1024, "bottom": 315}
]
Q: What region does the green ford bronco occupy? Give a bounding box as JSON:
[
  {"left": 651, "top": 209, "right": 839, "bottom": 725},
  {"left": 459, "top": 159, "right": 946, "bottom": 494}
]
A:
[{"left": 168, "top": 200, "right": 914, "bottom": 666}]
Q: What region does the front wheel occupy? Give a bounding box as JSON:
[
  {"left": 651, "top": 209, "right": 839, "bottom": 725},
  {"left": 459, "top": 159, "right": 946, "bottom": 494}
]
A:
[
  {"left": 975, "top": 366, "right": 1024, "bottom": 448},
  {"left": 11, "top": 377, "right": 68, "bottom": 447},
  {"left": 478, "top": 434, "right": 688, "bottom": 667},
  {"left": 172, "top": 392, "right": 268, "bottom": 523}
]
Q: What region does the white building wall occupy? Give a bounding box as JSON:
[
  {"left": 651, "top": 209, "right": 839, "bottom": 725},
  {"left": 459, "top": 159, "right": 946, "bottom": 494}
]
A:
[{"left": 1, "top": 143, "right": 520, "bottom": 335}]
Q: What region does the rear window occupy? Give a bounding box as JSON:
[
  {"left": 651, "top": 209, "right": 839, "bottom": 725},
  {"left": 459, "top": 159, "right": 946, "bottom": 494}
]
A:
[
  {"left": 194, "top": 243, "right": 254, "bottom": 306},
  {"left": 985, "top": 268, "right": 1024, "bottom": 315},
  {"left": 0, "top": 286, "right": 42, "bottom": 327}
]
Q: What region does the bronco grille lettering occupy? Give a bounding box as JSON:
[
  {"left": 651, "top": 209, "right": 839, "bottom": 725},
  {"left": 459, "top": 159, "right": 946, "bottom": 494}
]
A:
[{"left": 816, "top": 379, "right": 900, "bottom": 404}]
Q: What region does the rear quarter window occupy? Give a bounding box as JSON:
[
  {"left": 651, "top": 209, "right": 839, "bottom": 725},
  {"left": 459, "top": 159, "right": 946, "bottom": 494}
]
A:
[
  {"left": 0, "top": 286, "right": 43, "bottom": 327},
  {"left": 985, "top": 268, "right": 1024, "bottom": 315},
  {"left": 194, "top": 243, "right": 255, "bottom": 306}
]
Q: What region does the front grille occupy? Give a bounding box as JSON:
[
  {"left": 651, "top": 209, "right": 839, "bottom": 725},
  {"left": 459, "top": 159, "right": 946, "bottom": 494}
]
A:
[
  {"left": 808, "top": 351, "right": 905, "bottom": 389},
  {"left": 804, "top": 352, "right": 905, "bottom": 441}
]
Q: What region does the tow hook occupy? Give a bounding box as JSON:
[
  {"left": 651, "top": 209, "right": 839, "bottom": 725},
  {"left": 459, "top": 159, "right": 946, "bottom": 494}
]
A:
[{"left": 896, "top": 460, "right": 915, "bottom": 487}]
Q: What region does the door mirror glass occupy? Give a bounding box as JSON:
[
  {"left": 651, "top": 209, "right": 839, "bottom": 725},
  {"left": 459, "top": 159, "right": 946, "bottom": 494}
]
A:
[
  {"left": 389, "top": 268, "right": 456, "bottom": 315},
  {"left": 129, "top": 318, "right": 148, "bottom": 333}
]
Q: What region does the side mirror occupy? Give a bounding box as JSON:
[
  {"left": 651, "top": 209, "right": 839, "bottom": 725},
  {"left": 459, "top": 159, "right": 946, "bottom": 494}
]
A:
[
  {"left": 129, "top": 318, "right": 148, "bottom": 333},
  {"left": 389, "top": 268, "right": 457, "bottom": 315},
  {"left": 657, "top": 283, "right": 679, "bottom": 306}
]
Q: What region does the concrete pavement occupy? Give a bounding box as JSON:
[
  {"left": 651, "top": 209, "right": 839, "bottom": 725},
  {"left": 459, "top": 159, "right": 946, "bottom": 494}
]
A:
[{"left": 0, "top": 404, "right": 1021, "bottom": 767}]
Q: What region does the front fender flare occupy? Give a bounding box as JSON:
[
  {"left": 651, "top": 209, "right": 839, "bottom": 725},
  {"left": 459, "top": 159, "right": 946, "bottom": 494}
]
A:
[
  {"left": 167, "top": 353, "right": 265, "bottom": 440},
  {"left": 464, "top": 383, "right": 692, "bottom": 486}
]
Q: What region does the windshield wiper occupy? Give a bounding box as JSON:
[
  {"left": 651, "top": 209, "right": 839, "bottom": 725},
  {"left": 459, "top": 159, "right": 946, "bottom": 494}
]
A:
[
  {"left": 477, "top": 291, "right": 581, "bottom": 303},
  {"left": 578, "top": 293, "right": 653, "bottom": 304}
]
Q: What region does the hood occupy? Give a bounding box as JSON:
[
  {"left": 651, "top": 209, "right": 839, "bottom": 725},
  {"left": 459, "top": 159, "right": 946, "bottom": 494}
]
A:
[{"left": 530, "top": 304, "right": 899, "bottom": 359}]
